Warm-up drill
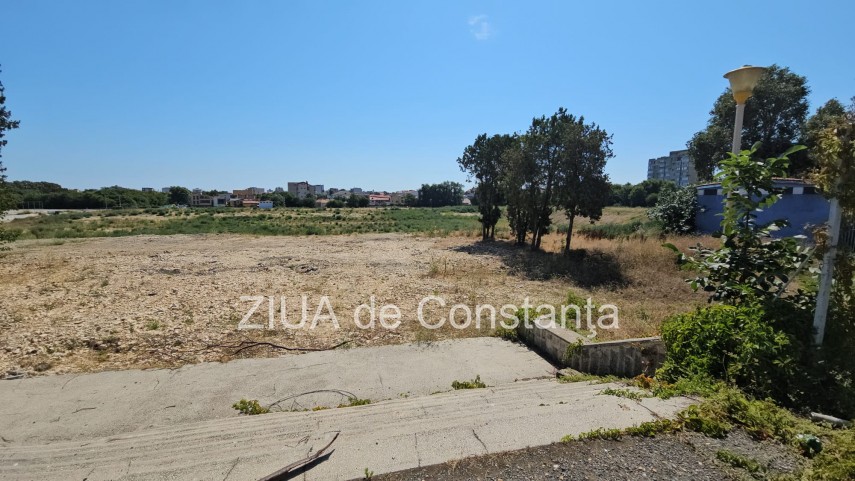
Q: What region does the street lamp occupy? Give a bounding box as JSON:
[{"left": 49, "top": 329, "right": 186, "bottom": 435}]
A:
[{"left": 723, "top": 65, "right": 766, "bottom": 153}]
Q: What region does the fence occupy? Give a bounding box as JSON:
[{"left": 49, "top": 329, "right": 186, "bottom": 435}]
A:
[{"left": 842, "top": 217, "right": 855, "bottom": 251}]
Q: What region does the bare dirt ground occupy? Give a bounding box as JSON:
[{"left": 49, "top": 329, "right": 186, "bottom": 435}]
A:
[{"left": 0, "top": 233, "right": 707, "bottom": 376}]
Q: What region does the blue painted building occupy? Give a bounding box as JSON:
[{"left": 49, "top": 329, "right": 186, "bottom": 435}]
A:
[{"left": 696, "top": 179, "right": 830, "bottom": 238}]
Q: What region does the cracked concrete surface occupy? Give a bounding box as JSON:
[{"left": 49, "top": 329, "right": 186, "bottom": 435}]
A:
[
  {"left": 0, "top": 338, "right": 693, "bottom": 480},
  {"left": 0, "top": 338, "right": 553, "bottom": 444}
]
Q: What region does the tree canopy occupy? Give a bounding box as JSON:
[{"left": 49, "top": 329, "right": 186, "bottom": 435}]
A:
[
  {"left": 417, "top": 181, "right": 464, "bottom": 207},
  {"left": 687, "top": 65, "right": 809, "bottom": 180},
  {"left": 457, "top": 133, "right": 515, "bottom": 240},
  {"left": 0, "top": 66, "right": 21, "bottom": 213},
  {"left": 458, "top": 107, "right": 612, "bottom": 253}
]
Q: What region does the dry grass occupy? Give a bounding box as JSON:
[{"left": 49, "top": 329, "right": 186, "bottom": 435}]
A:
[{"left": 0, "top": 221, "right": 715, "bottom": 375}]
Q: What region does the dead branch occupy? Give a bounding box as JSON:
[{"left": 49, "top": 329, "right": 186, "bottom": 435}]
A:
[
  {"left": 267, "top": 389, "right": 358, "bottom": 412},
  {"left": 207, "top": 339, "right": 351, "bottom": 355},
  {"left": 258, "top": 431, "right": 340, "bottom": 481}
]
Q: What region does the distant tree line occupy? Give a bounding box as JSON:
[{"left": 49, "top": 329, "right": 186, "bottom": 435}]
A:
[
  {"left": 417, "top": 181, "right": 464, "bottom": 207},
  {"left": 458, "top": 107, "right": 612, "bottom": 253},
  {"left": 7, "top": 181, "right": 167, "bottom": 209},
  {"left": 608, "top": 179, "right": 677, "bottom": 208}
]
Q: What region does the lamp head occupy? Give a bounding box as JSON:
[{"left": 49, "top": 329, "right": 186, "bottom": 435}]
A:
[{"left": 723, "top": 65, "right": 767, "bottom": 104}]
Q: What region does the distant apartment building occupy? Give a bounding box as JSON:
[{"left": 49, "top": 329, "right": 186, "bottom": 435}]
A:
[
  {"left": 288, "top": 181, "right": 324, "bottom": 199},
  {"left": 161, "top": 187, "right": 171, "bottom": 194},
  {"left": 141, "top": 187, "right": 154, "bottom": 192},
  {"left": 232, "top": 188, "right": 263, "bottom": 200},
  {"left": 189, "top": 192, "right": 214, "bottom": 207},
  {"left": 647, "top": 150, "right": 697, "bottom": 187}
]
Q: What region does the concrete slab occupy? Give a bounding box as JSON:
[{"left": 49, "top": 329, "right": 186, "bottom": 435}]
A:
[
  {"left": 0, "top": 379, "right": 693, "bottom": 481},
  {"left": 0, "top": 338, "right": 554, "bottom": 444}
]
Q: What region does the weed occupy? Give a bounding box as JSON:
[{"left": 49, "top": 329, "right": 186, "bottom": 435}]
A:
[
  {"left": 452, "top": 375, "right": 486, "bottom": 390},
  {"left": 363, "top": 468, "right": 374, "bottom": 480},
  {"left": 338, "top": 397, "right": 371, "bottom": 408},
  {"left": 232, "top": 399, "right": 269, "bottom": 415},
  {"left": 678, "top": 404, "right": 733, "bottom": 438},
  {"left": 563, "top": 339, "right": 583, "bottom": 363},
  {"left": 599, "top": 387, "right": 649, "bottom": 401},
  {"left": 144, "top": 320, "right": 161, "bottom": 330},
  {"left": 557, "top": 373, "right": 621, "bottom": 384},
  {"left": 575, "top": 427, "right": 624, "bottom": 441},
  {"left": 493, "top": 325, "right": 518, "bottom": 342},
  {"left": 715, "top": 449, "right": 762, "bottom": 474},
  {"left": 624, "top": 420, "right": 678, "bottom": 437}
]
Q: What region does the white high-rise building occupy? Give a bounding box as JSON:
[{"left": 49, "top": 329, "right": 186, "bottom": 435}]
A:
[{"left": 647, "top": 150, "right": 697, "bottom": 187}]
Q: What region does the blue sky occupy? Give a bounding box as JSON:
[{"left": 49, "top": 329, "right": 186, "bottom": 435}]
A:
[{"left": 2, "top": 1, "right": 853, "bottom": 192}]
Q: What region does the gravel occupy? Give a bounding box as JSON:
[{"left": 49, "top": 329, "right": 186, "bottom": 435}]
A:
[{"left": 368, "top": 430, "right": 804, "bottom": 481}]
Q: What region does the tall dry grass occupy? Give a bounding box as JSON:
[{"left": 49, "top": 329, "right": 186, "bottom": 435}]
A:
[{"left": 533, "top": 232, "right": 717, "bottom": 339}]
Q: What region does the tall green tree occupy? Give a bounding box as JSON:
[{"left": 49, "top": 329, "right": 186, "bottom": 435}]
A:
[
  {"left": 502, "top": 108, "right": 613, "bottom": 251},
  {"left": 167, "top": 186, "right": 191, "bottom": 205},
  {"left": 687, "top": 65, "right": 810, "bottom": 180},
  {"left": 502, "top": 135, "right": 538, "bottom": 246},
  {"left": 798, "top": 98, "right": 849, "bottom": 176},
  {"left": 0, "top": 66, "right": 21, "bottom": 213},
  {"left": 457, "top": 133, "right": 515, "bottom": 241},
  {"left": 556, "top": 117, "right": 612, "bottom": 254},
  {"left": 0, "top": 66, "right": 21, "bottom": 250}
]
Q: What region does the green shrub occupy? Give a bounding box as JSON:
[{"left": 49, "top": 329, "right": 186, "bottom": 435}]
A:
[
  {"left": 647, "top": 186, "right": 699, "bottom": 234},
  {"left": 658, "top": 303, "right": 797, "bottom": 401},
  {"left": 493, "top": 325, "right": 518, "bottom": 342}
]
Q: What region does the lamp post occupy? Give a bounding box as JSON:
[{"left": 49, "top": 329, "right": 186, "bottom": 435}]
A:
[{"left": 723, "top": 65, "right": 766, "bottom": 153}]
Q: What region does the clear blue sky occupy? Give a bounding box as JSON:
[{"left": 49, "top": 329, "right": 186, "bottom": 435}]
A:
[{"left": 2, "top": 1, "right": 853, "bottom": 192}]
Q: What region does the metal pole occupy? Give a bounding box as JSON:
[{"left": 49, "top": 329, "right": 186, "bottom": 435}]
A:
[
  {"left": 731, "top": 102, "right": 745, "bottom": 154},
  {"left": 813, "top": 197, "right": 842, "bottom": 345}
]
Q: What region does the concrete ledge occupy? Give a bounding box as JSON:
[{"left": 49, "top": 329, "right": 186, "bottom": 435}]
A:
[{"left": 517, "top": 320, "right": 665, "bottom": 377}]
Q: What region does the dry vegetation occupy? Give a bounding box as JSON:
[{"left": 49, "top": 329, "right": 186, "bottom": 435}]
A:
[{"left": 0, "top": 207, "right": 714, "bottom": 376}]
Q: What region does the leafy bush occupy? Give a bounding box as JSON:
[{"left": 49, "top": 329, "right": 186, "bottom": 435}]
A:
[
  {"left": 647, "top": 186, "right": 699, "bottom": 234},
  {"left": 670, "top": 145, "right": 813, "bottom": 303},
  {"left": 658, "top": 303, "right": 797, "bottom": 402}
]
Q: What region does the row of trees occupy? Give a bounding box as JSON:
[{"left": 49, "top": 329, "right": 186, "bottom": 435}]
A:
[
  {"left": 7, "top": 181, "right": 169, "bottom": 209},
  {"left": 608, "top": 179, "right": 677, "bottom": 208},
  {"left": 458, "top": 107, "right": 612, "bottom": 253},
  {"left": 688, "top": 64, "right": 854, "bottom": 180},
  {"left": 416, "top": 181, "right": 464, "bottom": 207}
]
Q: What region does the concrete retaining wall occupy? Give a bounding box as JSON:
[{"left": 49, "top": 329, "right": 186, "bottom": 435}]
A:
[{"left": 517, "top": 319, "right": 666, "bottom": 377}]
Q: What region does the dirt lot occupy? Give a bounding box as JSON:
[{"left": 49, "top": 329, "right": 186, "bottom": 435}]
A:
[{"left": 0, "top": 232, "right": 708, "bottom": 376}]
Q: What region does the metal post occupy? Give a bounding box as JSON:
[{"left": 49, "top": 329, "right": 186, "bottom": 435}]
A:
[
  {"left": 813, "top": 197, "right": 842, "bottom": 345},
  {"left": 731, "top": 102, "right": 745, "bottom": 154}
]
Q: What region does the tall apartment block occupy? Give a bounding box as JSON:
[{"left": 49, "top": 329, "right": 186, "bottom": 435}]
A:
[{"left": 646, "top": 149, "right": 697, "bottom": 187}]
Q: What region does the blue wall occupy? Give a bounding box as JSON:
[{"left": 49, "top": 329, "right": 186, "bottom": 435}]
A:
[{"left": 696, "top": 185, "right": 830, "bottom": 238}]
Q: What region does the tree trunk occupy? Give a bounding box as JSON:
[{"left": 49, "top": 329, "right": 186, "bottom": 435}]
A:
[{"left": 563, "top": 213, "right": 575, "bottom": 255}]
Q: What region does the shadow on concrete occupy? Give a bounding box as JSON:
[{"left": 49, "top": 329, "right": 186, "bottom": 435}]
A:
[{"left": 451, "top": 240, "right": 628, "bottom": 288}]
